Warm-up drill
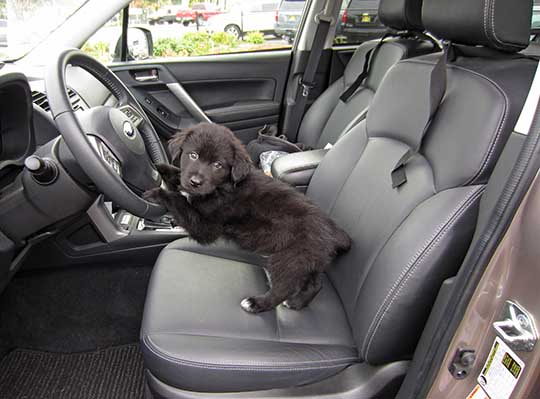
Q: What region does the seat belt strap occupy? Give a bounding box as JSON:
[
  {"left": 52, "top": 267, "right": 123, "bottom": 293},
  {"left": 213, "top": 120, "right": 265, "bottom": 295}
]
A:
[
  {"left": 391, "top": 43, "right": 450, "bottom": 188},
  {"left": 340, "top": 31, "right": 393, "bottom": 103},
  {"left": 339, "top": 48, "right": 375, "bottom": 103},
  {"left": 391, "top": 149, "right": 414, "bottom": 188},
  {"left": 286, "top": 11, "right": 332, "bottom": 138}
]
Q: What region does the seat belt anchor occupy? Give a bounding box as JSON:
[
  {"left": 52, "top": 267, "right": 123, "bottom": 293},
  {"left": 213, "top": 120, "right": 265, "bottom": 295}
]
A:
[
  {"left": 299, "top": 78, "right": 315, "bottom": 97},
  {"left": 314, "top": 14, "right": 334, "bottom": 25}
]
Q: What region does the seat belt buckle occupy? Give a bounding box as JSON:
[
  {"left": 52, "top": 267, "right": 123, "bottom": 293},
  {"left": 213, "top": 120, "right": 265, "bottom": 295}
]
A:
[{"left": 300, "top": 79, "right": 315, "bottom": 97}]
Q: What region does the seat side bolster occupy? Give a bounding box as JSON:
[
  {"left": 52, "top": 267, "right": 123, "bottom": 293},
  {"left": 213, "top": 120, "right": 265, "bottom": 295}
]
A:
[
  {"left": 353, "top": 185, "right": 485, "bottom": 364},
  {"left": 142, "top": 333, "right": 358, "bottom": 392}
]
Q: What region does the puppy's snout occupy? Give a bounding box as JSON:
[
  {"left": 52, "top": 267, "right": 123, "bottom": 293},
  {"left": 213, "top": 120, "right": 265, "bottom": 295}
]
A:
[{"left": 189, "top": 176, "right": 203, "bottom": 188}]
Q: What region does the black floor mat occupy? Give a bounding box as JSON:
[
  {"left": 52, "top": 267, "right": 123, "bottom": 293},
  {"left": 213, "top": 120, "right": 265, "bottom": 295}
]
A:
[
  {"left": 0, "top": 344, "right": 144, "bottom": 399},
  {"left": 0, "top": 265, "right": 152, "bottom": 353}
]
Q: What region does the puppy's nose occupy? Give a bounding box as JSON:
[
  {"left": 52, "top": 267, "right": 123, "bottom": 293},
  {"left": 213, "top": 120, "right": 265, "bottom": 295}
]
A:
[{"left": 190, "top": 176, "right": 203, "bottom": 188}]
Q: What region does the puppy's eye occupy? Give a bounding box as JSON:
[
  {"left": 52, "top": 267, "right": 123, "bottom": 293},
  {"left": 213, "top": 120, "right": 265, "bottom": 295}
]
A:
[
  {"left": 213, "top": 162, "right": 223, "bottom": 169},
  {"left": 189, "top": 152, "right": 199, "bottom": 161}
]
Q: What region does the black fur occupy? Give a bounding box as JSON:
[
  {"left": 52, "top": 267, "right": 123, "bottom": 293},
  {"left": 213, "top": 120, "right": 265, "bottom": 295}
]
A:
[{"left": 144, "top": 123, "right": 351, "bottom": 313}]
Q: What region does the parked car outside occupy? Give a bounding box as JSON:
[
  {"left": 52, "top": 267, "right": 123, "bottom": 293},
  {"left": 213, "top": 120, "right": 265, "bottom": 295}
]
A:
[
  {"left": 336, "top": 0, "right": 386, "bottom": 43},
  {"left": 191, "top": 3, "right": 222, "bottom": 25},
  {"left": 148, "top": 5, "right": 183, "bottom": 25},
  {"left": 177, "top": 3, "right": 222, "bottom": 26},
  {"left": 206, "top": 0, "right": 280, "bottom": 39},
  {"left": 274, "top": 0, "right": 305, "bottom": 42},
  {"left": 175, "top": 7, "right": 195, "bottom": 26}
]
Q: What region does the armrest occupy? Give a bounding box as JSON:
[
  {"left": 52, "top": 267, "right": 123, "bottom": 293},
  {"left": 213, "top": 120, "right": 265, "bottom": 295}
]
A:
[{"left": 271, "top": 149, "right": 328, "bottom": 192}]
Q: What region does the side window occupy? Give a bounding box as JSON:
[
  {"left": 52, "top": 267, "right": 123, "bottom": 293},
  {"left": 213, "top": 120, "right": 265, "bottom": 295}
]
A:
[
  {"left": 82, "top": 0, "right": 308, "bottom": 63},
  {"left": 335, "top": 0, "right": 385, "bottom": 45},
  {"left": 533, "top": 1, "right": 540, "bottom": 30}
]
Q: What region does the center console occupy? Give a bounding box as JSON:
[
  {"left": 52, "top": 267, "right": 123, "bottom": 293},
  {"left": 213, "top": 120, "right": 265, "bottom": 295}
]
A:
[
  {"left": 271, "top": 149, "right": 328, "bottom": 192},
  {"left": 14, "top": 196, "right": 187, "bottom": 273}
]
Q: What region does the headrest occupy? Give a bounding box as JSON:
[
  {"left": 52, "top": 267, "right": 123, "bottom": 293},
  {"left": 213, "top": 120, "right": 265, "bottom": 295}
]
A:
[
  {"left": 379, "top": 0, "right": 424, "bottom": 31},
  {"left": 423, "top": 0, "right": 532, "bottom": 52}
]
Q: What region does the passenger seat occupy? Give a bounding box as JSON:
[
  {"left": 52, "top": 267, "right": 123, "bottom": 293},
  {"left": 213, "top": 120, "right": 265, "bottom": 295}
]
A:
[
  {"left": 295, "top": 0, "right": 436, "bottom": 149},
  {"left": 271, "top": 0, "right": 436, "bottom": 190}
]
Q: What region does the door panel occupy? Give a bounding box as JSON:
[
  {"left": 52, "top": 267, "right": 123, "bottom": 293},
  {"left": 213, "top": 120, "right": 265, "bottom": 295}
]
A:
[{"left": 111, "top": 50, "right": 292, "bottom": 143}]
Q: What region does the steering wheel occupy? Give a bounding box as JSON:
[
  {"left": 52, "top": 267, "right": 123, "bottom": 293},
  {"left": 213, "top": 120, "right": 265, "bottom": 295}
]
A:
[{"left": 46, "top": 49, "right": 168, "bottom": 219}]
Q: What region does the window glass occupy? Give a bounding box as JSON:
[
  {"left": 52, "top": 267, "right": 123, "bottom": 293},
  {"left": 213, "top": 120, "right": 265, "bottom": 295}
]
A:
[
  {"left": 83, "top": 0, "right": 307, "bottom": 63},
  {"left": 0, "top": 0, "right": 88, "bottom": 61},
  {"left": 533, "top": 0, "right": 540, "bottom": 30},
  {"left": 335, "top": 0, "right": 385, "bottom": 45}
]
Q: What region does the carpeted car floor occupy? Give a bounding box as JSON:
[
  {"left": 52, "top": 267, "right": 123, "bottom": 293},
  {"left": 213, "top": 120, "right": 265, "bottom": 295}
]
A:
[
  {"left": 0, "top": 344, "right": 144, "bottom": 399},
  {"left": 0, "top": 264, "right": 153, "bottom": 398},
  {"left": 0, "top": 265, "right": 152, "bottom": 353}
]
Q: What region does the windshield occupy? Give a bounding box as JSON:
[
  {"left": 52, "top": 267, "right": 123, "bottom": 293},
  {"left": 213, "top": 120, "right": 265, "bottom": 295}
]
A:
[{"left": 0, "top": 0, "right": 88, "bottom": 61}]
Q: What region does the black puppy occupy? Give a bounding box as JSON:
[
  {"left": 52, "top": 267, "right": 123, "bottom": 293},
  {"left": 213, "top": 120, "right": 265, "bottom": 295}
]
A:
[{"left": 144, "top": 123, "right": 351, "bottom": 314}]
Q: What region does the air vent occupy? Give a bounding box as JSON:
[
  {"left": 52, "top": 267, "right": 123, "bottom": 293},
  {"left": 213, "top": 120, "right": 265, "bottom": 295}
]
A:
[
  {"left": 32, "top": 88, "right": 85, "bottom": 113},
  {"left": 31, "top": 90, "right": 50, "bottom": 112},
  {"left": 67, "top": 87, "right": 85, "bottom": 111}
]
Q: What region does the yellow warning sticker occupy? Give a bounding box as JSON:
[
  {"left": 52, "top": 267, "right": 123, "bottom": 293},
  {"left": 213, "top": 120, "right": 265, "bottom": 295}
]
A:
[
  {"left": 477, "top": 337, "right": 525, "bottom": 399},
  {"left": 466, "top": 385, "right": 489, "bottom": 399}
]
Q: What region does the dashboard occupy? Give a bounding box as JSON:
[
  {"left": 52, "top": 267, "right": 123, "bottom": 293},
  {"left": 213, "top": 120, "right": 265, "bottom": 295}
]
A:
[
  {"left": 0, "top": 62, "right": 117, "bottom": 248},
  {"left": 0, "top": 59, "right": 184, "bottom": 295},
  {"left": 30, "top": 65, "right": 117, "bottom": 146}
]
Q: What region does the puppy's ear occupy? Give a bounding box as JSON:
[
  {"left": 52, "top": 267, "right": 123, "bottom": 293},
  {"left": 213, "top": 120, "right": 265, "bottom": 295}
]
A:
[
  {"left": 231, "top": 136, "right": 253, "bottom": 184},
  {"left": 168, "top": 128, "right": 193, "bottom": 165}
]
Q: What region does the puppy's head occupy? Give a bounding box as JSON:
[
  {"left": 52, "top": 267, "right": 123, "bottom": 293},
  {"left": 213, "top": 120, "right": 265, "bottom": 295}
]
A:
[{"left": 168, "top": 123, "right": 252, "bottom": 196}]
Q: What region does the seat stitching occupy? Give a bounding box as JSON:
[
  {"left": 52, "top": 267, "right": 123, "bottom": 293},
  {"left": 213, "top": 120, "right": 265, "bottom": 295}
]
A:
[
  {"left": 483, "top": 0, "right": 491, "bottom": 47},
  {"left": 489, "top": 0, "right": 522, "bottom": 50},
  {"left": 460, "top": 65, "right": 508, "bottom": 186},
  {"left": 344, "top": 139, "right": 438, "bottom": 316},
  {"left": 145, "top": 331, "right": 356, "bottom": 348},
  {"left": 400, "top": 59, "right": 510, "bottom": 187},
  {"left": 144, "top": 336, "right": 358, "bottom": 371},
  {"left": 363, "top": 186, "right": 484, "bottom": 361},
  {"left": 364, "top": 186, "right": 484, "bottom": 361},
  {"left": 361, "top": 186, "right": 483, "bottom": 355}
]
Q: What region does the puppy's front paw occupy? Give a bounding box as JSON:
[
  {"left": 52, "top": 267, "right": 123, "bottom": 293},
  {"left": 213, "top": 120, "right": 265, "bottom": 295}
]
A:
[
  {"left": 143, "top": 187, "right": 163, "bottom": 203},
  {"left": 240, "top": 297, "right": 267, "bottom": 314},
  {"left": 156, "top": 163, "right": 180, "bottom": 176},
  {"left": 155, "top": 163, "right": 171, "bottom": 174}
]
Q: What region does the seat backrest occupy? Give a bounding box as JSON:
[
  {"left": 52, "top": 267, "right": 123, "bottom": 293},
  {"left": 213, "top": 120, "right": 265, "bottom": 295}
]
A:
[
  {"left": 297, "top": 0, "right": 435, "bottom": 149},
  {"left": 306, "top": 0, "right": 535, "bottom": 365}
]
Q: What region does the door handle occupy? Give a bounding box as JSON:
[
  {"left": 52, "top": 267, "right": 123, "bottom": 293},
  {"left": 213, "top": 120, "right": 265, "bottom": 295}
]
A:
[
  {"left": 132, "top": 68, "right": 159, "bottom": 82},
  {"left": 135, "top": 75, "right": 158, "bottom": 82},
  {"left": 493, "top": 300, "right": 538, "bottom": 352}
]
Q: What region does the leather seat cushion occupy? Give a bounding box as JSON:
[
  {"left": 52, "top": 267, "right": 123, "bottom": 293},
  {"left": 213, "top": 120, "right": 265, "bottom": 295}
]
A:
[{"left": 141, "top": 239, "right": 359, "bottom": 392}]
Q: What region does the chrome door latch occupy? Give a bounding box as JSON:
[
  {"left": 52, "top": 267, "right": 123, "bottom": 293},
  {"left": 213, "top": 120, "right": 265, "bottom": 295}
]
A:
[{"left": 493, "top": 300, "right": 538, "bottom": 352}]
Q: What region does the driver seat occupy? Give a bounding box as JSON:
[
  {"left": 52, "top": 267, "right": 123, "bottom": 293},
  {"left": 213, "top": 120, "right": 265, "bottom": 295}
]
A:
[{"left": 141, "top": 0, "right": 535, "bottom": 396}]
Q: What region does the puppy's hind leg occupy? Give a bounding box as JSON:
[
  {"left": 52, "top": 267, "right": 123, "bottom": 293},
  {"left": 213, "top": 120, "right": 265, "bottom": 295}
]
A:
[
  {"left": 241, "top": 257, "right": 305, "bottom": 314},
  {"left": 283, "top": 273, "right": 322, "bottom": 310}
]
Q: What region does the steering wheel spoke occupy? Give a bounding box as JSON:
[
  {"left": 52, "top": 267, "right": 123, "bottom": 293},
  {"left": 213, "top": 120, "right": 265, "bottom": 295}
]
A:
[
  {"left": 87, "top": 135, "right": 123, "bottom": 177},
  {"left": 117, "top": 104, "right": 144, "bottom": 128}
]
